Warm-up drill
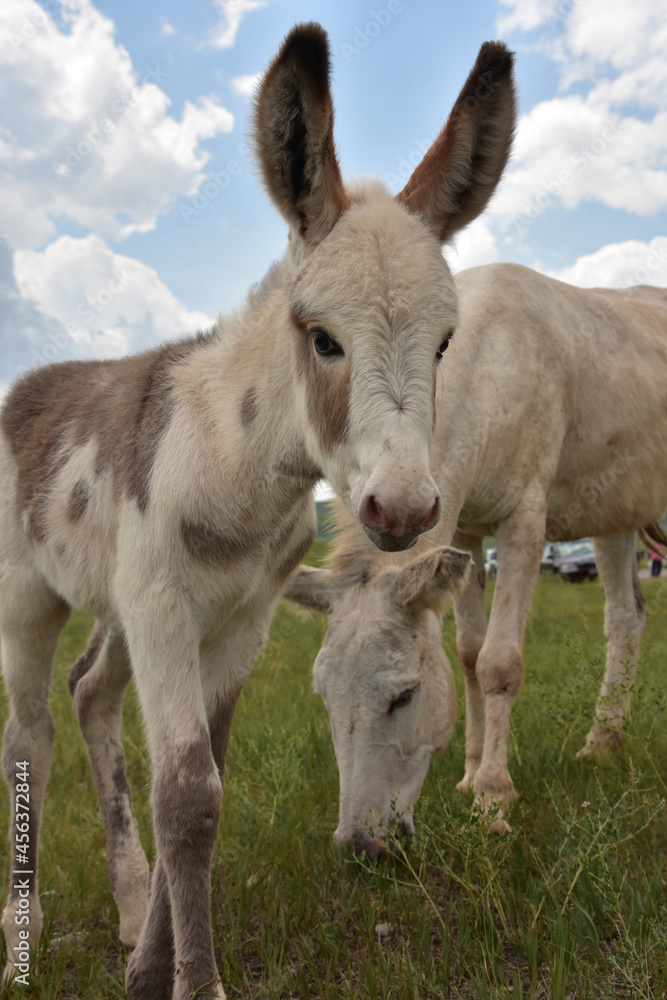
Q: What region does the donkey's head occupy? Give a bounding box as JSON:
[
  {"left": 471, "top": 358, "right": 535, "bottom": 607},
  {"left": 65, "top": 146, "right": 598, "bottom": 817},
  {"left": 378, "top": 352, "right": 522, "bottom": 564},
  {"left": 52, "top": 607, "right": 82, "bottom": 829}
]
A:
[
  {"left": 255, "top": 24, "right": 515, "bottom": 550},
  {"left": 285, "top": 545, "right": 471, "bottom": 854}
]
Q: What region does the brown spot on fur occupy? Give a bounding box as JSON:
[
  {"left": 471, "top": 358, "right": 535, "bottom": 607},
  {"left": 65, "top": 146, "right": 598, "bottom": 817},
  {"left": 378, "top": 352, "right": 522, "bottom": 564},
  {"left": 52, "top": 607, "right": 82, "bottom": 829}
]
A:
[
  {"left": 477, "top": 648, "right": 523, "bottom": 699},
  {"left": 150, "top": 728, "right": 222, "bottom": 994},
  {"left": 633, "top": 571, "right": 648, "bottom": 620},
  {"left": 477, "top": 568, "right": 486, "bottom": 589},
  {"left": 209, "top": 689, "right": 242, "bottom": 780},
  {"left": 275, "top": 528, "right": 316, "bottom": 581},
  {"left": 275, "top": 454, "right": 321, "bottom": 482},
  {"left": 240, "top": 387, "right": 258, "bottom": 429},
  {"left": 125, "top": 861, "right": 175, "bottom": 998},
  {"left": 270, "top": 499, "right": 308, "bottom": 553},
  {"left": 68, "top": 622, "right": 106, "bottom": 697},
  {"left": 291, "top": 305, "right": 350, "bottom": 453},
  {"left": 1, "top": 332, "right": 213, "bottom": 538},
  {"left": 108, "top": 753, "right": 133, "bottom": 841},
  {"left": 106, "top": 751, "right": 143, "bottom": 908},
  {"left": 67, "top": 478, "right": 90, "bottom": 523},
  {"left": 180, "top": 518, "right": 247, "bottom": 565},
  {"left": 458, "top": 649, "right": 479, "bottom": 682}
]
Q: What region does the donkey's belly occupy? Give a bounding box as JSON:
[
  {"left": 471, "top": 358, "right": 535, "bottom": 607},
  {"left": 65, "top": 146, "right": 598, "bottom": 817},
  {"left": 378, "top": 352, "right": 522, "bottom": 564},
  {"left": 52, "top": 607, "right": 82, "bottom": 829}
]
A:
[{"left": 547, "top": 443, "right": 667, "bottom": 541}]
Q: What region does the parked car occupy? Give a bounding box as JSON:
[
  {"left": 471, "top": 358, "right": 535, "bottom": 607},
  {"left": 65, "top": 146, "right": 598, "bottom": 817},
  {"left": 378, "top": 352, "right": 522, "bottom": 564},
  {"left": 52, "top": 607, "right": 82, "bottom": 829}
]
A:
[
  {"left": 552, "top": 538, "right": 598, "bottom": 582},
  {"left": 541, "top": 543, "right": 557, "bottom": 571},
  {"left": 484, "top": 546, "right": 498, "bottom": 579}
]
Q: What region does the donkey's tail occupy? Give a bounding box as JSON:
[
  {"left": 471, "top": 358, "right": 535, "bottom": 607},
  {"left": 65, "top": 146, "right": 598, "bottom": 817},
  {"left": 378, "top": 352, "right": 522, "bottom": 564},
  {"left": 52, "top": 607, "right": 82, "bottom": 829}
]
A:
[
  {"left": 639, "top": 521, "right": 667, "bottom": 551},
  {"left": 68, "top": 620, "right": 108, "bottom": 697}
]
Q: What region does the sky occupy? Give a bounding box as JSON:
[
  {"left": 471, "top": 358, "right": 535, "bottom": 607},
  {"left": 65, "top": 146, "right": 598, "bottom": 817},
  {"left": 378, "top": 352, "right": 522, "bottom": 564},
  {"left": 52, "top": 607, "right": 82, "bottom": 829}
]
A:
[{"left": 1, "top": 0, "right": 666, "bottom": 409}]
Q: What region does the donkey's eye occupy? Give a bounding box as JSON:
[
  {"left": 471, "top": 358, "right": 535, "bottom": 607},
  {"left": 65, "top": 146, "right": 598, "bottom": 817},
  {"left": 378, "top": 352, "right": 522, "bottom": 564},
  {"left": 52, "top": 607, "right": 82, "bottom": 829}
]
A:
[
  {"left": 435, "top": 332, "right": 453, "bottom": 362},
  {"left": 388, "top": 685, "right": 418, "bottom": 716},
  {"left": 311, "top": 328, "right": 344, "bottom": 358}
]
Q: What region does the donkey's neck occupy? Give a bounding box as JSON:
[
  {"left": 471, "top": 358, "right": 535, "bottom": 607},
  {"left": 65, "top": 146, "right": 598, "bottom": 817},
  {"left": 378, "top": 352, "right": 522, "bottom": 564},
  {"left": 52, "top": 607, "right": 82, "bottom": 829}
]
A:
[{"left": 175, "top": 267, "right": 321, "bottom": 497}]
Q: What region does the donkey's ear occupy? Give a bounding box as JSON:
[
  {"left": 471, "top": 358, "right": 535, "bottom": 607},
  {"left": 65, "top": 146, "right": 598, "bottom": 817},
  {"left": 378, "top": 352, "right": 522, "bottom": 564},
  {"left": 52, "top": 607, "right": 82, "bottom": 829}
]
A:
[
  {"left": 253, "top": 22, "right": 349, "bottom": 251},
  {"left": 393, "top": 547, "right": 471, "bottom": 614},
  {"left": 397, "top": 41, "right": 516, "bottom": 244},
  {"left": 283, "top": 565, "right": 334, "bottom": 614}
]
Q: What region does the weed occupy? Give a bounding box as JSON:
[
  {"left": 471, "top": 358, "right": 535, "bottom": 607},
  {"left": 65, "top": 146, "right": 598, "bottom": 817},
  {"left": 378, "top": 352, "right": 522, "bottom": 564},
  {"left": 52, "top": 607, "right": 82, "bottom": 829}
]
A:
[{"left": 0, "top": 568, "right": 665, "bottom": 998}]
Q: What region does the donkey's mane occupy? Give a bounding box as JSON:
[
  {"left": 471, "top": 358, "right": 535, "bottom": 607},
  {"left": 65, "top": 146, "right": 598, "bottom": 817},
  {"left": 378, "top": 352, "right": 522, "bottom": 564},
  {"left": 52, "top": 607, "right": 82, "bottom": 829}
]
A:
[
  {"left": 213, "top": 258, "right": 289, "bottom": 345},
  {"left": 326, "top": 497, "right": 389, "bottom": 583}
]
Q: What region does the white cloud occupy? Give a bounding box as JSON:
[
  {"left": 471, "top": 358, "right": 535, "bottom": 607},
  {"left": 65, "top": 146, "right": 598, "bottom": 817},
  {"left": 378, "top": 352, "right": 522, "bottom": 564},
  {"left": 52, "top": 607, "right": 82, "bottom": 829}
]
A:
[
  {"left": 210, "top": 0, "right": 268, "bottom": 49},
  {"left": 490, "top": 0, "right": 667, "bottom": 231},
  {"left": 162, "top": 22, "right": 175, "bottom": 35},
  {"left": 543, "top": 236, "right": 667, "bottom": 287},
  {"left": 448, "top": 220, "right": 499, "bottom": 273},
  {"left": 13, "top": 234, "right": 214, "bottom": 361},
  {"left": 565, "top": 0, "right": 666, "bottom": 73},
  {"left": 496, "top": 0, "right": 555, "bottom": 34},
  {"left": 491, "top": 100, "right": 667, "bottom": 231},
  {"left": 231, "top": 73, "right": 262, "bottom": 98},
  {"left": 0, "top": 0, "right": 235, "bottom": 248}
]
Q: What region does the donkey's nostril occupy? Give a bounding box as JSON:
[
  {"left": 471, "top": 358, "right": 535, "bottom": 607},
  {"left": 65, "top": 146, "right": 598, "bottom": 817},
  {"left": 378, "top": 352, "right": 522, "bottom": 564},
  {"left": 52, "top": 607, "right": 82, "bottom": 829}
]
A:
[
  {"left": 359, "top": 493, "right": 391, "bottom": 531},
  {"left": 421, "top": 494, "right": 441, "bottom": 530}
]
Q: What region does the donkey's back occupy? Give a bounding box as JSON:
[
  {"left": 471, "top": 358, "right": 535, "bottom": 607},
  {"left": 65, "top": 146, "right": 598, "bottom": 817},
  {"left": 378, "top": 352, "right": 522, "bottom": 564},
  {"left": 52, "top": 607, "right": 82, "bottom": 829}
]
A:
[
  {"left": 447, "top": 263, "right": 667, "bottom": 539},
  {"left": 0, "top": 334, "right": 214, "bottom": 619}
]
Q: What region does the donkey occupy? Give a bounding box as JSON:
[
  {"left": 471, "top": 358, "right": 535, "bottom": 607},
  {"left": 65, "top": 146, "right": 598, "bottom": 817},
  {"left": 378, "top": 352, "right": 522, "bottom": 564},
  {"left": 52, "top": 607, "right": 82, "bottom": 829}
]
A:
[
  {"left": 285, "top": 262, "right": 667, "bottom": 845},
  {"left": 0, "top": 24, "right": 516, "bottom": 998}
]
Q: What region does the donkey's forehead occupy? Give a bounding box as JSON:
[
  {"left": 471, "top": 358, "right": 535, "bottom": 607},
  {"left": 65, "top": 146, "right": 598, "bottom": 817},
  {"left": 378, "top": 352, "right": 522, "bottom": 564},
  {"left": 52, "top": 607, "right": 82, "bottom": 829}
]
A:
[
  {"left": 316, "top": 589, "right": 423, "bottom": 689},
  {"left": 294, "top": 195, "right": 458, "bottom": 327},
  {"left": 327, "top": 571, "right": 416, "bottom": 638}
]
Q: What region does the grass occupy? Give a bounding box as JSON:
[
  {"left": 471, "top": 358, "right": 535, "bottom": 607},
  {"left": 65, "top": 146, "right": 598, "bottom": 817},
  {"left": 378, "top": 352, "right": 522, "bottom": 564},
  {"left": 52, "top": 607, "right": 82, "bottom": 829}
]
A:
[{"left": 1, "top": 549, "right": 666, "bottom": 999}]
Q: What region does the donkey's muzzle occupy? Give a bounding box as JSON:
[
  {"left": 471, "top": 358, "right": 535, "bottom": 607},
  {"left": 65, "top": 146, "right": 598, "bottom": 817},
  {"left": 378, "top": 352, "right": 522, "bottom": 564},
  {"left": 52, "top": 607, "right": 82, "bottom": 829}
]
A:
[{"left": 358, "top": 492, "right": 441, "bottom": 551}]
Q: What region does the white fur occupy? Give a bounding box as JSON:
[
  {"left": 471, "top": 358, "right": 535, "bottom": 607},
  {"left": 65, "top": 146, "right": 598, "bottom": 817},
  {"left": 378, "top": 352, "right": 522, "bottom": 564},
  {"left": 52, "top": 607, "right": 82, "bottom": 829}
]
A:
[
  {"left": 0, "top": 28, "right": 516, "bottom": 996},
  {"left": 287, "top": 263, "right": 667, "bottom": 840}
]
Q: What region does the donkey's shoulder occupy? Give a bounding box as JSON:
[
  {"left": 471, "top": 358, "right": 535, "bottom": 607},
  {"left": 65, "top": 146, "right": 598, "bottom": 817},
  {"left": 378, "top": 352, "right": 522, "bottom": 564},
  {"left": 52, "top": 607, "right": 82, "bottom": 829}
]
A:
[{"left": 1, "top": 330, "right": 216, "bottom": 531}]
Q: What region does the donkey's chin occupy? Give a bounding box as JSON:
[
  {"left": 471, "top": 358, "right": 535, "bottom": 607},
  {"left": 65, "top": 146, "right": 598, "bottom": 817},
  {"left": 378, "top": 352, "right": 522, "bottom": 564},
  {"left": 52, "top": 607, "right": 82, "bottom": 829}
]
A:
[{"left": 361, "top": 525, "right": 420, "bottom": 552}]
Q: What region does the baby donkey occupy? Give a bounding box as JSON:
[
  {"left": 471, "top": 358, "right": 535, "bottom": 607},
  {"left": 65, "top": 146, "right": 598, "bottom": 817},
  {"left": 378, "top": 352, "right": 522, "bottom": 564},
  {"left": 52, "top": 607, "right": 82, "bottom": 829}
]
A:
[{"left": 0, "top": 23, "right": 516, "bottom": 1000}]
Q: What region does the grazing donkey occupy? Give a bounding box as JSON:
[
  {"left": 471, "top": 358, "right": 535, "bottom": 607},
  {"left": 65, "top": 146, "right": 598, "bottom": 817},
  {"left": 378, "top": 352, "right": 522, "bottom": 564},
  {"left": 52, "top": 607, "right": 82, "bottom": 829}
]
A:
[
  {"left": 286, "top": 263, "right": 667, "bottom": 845},
  {"left": 0, "top": 24, "right": 516, "bottom": 998}
]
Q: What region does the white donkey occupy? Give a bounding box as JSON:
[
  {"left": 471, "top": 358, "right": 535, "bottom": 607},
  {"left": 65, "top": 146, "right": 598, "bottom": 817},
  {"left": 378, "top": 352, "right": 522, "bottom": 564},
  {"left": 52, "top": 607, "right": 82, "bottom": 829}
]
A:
[
  {"left": 286, "top": 262, "right": 667, "bottom": 847},
  {"left": 0, "top": 24, "right": 516, "bottom": 999}
]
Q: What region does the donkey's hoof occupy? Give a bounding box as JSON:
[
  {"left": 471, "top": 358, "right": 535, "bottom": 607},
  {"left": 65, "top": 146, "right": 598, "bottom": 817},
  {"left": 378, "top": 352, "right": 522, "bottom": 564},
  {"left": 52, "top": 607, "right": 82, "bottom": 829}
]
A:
[
  {"left": 488, "top": 814, "right": 512, "bottom": 835},
  {"left": 577, "top": 727, "right": 624, "bottom": 761},
  {"left": 455, "top": 771, "right": 478, "bottom": 794},
  {"left": 2, "top": 960, "right": 16, "bottom": 987}
]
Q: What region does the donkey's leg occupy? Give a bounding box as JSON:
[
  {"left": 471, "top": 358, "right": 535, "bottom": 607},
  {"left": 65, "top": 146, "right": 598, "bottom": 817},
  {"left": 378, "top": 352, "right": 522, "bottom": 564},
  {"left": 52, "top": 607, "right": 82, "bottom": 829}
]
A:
[
  {"left": 69, "top": 623, "right": 149, "bottom": 949},
  {"left": 124, "top": 608, "right": 226, "bottom": 1000},
  {"left": 577, "top": 533, "right": 649, "bottom": 760},
  {"left": 125, "top": 857, "right": 175, "bottom": 1000},
  {"left": 124, "top": 678, "right": 243, "bottom": 1000},
  {"left": 452, "top": 533, "right": 488, "bottom": 792},
  {"left": 472, "top": 497, "right": 545, "bottom": 833},
  {"left": 1, "top": 581, "right": 70, "bottom": 985}
]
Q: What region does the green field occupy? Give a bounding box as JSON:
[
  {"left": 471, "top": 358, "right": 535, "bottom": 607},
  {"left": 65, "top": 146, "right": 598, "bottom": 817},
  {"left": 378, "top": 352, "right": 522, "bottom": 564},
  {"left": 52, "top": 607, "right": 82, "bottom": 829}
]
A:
[{"left": 1, "top": 550, "right": 666, "bottom": 999}]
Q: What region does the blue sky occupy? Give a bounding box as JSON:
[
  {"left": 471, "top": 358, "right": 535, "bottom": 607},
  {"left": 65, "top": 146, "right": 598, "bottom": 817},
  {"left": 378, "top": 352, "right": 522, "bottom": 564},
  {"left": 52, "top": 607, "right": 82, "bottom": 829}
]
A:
[{"left": 1, "top": 0, "right": 666, "bottom": 396}]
